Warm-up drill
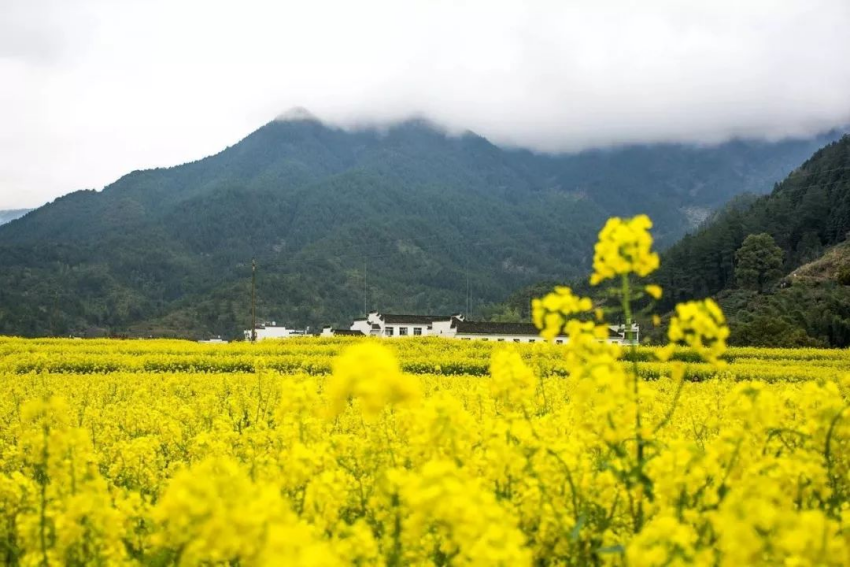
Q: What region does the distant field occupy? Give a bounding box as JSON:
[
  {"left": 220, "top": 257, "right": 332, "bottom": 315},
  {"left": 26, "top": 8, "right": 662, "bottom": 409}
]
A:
[
  {"left": 1, "top": 337, "right": 847, "bottom": 379},
  {"left": 0, "top": 337, "right": 847, "bottom": 565}
]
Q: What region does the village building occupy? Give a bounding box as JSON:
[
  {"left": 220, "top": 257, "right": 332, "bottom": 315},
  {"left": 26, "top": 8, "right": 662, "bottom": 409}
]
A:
[
  {"left": 339, "top": 312, "right": 639, "bottom": 345},
  {"left": 448, "top": 321, "right": 563, "bottom": 343},
  {"left": 320, "top": 327, "right": 369, "bottom": 337},
  {"left": 243, "top": 322, "right": 309, "bottom": 341},
  {"left": 198, "top": 336, "right": 228, "bottom": 344},
  {"left": 349, "top": 312, "right": 465, "bottom": 338},
  {"left": 445, "top": 320, "right": 638, "bottom": 344}
]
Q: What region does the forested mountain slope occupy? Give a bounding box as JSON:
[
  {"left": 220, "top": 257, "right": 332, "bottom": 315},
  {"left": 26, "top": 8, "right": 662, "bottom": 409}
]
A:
[
  {"left": 657, "top": 135, "right": 849, "bottom": 303},
  {"left": 0, "top": 113, "right": 842, "bottom": 338},
  {"left": 0, "top": 209, "right": 32, "bottom": 226},
  {"left": 655, "top": 136, "right": 850, "bottom": 347}
]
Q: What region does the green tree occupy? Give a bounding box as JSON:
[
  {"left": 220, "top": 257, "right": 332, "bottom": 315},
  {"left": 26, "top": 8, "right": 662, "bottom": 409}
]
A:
[
  {"left": 485, "top": 305, "right": 525, "bottom": 323},
  {"left": 735, "top": 233, "right": 784, "bottom": 292}
]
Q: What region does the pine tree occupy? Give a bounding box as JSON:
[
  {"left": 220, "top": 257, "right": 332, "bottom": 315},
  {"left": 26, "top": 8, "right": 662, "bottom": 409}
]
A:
[{"left": 735, "top": 233, "right": 784, "bottom": 292}]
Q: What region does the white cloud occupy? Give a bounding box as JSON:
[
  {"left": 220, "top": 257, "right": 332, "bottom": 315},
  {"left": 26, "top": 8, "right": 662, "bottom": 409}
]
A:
[{"left": 0, "top": 0, "right": 848, "bottom": 208}]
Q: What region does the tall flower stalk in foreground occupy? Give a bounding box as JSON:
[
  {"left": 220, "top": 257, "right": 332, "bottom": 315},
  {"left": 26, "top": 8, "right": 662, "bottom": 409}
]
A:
[{"left": 533, "top": 214, "right": 728, "bottom": 540}]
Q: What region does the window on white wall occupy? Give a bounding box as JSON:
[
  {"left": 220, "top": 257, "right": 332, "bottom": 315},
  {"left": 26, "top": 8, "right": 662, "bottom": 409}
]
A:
[
  {"left": 399, "top": 327, "right": 408, "bottom": 336},
  {"left": 385, "top": 327, "right": 394, "bottom": 336},
  {"left": 413, "top": 327, "right": 422, "bottom": 336}
]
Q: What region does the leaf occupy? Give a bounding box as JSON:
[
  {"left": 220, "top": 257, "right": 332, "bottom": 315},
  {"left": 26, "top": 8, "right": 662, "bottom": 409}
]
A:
[
  {"left": 570, "top": 514, "right": 586, "bottom": 541},
  {"left": 597, "top": 544, "right": 625, "bottom": 554}
]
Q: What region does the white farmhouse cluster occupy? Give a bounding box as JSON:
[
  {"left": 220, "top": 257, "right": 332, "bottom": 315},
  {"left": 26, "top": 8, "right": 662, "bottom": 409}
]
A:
[
  {"left": 243, "top": 321, "right": 310, "bottom": 341},
  {"left": 319, "top": 312, "right": 639, "bottom": 345}
]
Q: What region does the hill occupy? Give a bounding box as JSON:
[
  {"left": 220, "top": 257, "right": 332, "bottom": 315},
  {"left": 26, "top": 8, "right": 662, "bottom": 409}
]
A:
[
  {"left": 0, "top": 113, "right": 843, "bottom": 338},
  {"left": 0, "top": 209, "right": 32, "bottom": 226},
  {"left": 654, "top": 136, "right": 850, "bottom": 347}
]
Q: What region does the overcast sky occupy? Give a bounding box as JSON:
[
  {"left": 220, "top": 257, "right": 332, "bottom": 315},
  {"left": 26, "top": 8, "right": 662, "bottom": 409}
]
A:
[{"left": 0, "top": 0, "right": 848, "bottom": 209}]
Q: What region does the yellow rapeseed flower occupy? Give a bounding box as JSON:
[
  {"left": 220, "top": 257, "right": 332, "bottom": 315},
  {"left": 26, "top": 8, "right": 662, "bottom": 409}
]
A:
[
  {"left": 645, "top": 284, "right": 663, "bottom": 300},
  {"left": 489, "top": 349, "right": 536, "bottom": 410},
  {"left": 665, "top": 298, "right": 729, "bottom": 366},
  {"left": 326, "top": 341, "right": 420, "bottom": 418},
  {"left": 531, "top": 286, "right": 593, "bottom": 341},
  {"left": 590, "top": 214, "right": 660, "bottom": 285}
]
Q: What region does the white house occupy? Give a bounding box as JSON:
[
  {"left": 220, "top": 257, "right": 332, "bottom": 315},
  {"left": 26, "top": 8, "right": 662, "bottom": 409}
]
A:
[
  {"left": 349, "top": 312, "right": 465, "bottom": 338},
  {"left": 243, "top": 322, "right": 309, "bottom": 341},
  {"left": 340, "top": 312, "right": 639, "bottom": 345},
  {"left": 320, "top": 327, "right": 367, "bottom": 337},
  {"left": 612, "top": 322, "right": 640, "bottom": 346},
  {"left": 444, "top": 320, "right": 637, "bottom": 345},
  {"left": 447, "top": 321, "right": 563, "bottom": 343},
  {"left": 198, "top": 337, "right": 228, "bottom": 344}
]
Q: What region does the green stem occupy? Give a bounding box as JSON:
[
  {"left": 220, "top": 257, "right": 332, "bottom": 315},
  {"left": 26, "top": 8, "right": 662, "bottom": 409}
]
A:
[
  {"left": 39, "top": 424, "right": 49, "bottom": 567},
  {"left": 654, "top": 367, "right": 686, "bottom": 433},
  {"left": 621, "top": 273, "right": 644, "bottom": 533},
  {"left": 823, "top": 408, "right": 845, "bottom": 511}
]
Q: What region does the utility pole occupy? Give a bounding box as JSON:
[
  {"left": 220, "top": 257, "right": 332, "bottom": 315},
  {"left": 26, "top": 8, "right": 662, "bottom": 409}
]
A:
[
  {"left": 529, "top": 290, "right": 533, "bottom": 322},
  {"left": 363, "top": 257, "right": 367, "bottom": 316},
  {"left": 50, "top": 293, "right": 58, "bottom": 337},
  {"left": 465, "top": 266, "right": 470, "bottom": 319},
  {"left": 250, "top": 259, "right": 257, "bottom": 342}
]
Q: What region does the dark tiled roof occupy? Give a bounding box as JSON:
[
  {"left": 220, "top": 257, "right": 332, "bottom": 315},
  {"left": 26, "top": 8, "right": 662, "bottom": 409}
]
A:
[
  {"left": 333, "top": 329, "right": 365, "bottom": 336},
  {"left": 380, "top": 314, "right": 454, "bottom": 324},
  {"left": 454, "top": 321, "right": 546, "bottom": 336},
  {"left": 455, "top": 321, "right": 629, "bottom": 340}
]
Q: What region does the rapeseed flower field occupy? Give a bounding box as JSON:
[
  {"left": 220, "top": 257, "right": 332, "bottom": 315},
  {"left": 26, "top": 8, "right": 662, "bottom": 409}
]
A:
[{"left": 0, "top": 215, "right": 847, "bottom": 566}]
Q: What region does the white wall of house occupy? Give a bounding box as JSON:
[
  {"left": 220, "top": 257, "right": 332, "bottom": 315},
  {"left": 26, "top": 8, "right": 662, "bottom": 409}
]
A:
[
  {"left": 348, "top": 313, "right": 463, "bottom": 338},
  {"left": 450, "top": 333, "right": 631, "bottom": 345},
  {"left": 243, "top": 324, "right": 306, "bottom": 341},
  {"left": 452, "top": 333, "right": 555, "bottom": 343},
  {"left": 610, "top": 323, "right": 640, "bottom": 345},
  {"left": 431, "top": 318, "right": 461, "bottom": 336},
  {"left": 381, "top": 324, "right": 430, "bottom": 338},
  {"left": 339, "top": 312, "right": 638, "bottom": 345},
  {"left": 350, "top": 319, "right": 372, "bottom": 335}
]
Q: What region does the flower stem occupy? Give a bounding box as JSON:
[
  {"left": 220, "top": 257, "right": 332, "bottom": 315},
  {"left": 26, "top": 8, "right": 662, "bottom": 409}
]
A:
[{"left": 621, "top": 273, "right": 644, "bottom": 532}]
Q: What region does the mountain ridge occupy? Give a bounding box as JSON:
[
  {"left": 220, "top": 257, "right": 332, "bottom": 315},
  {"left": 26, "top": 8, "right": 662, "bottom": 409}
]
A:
[
  {"left": 0, "top": 117, "right": 844, "bottom": 338},
  {"left": 0, "top": 209, "right": 33, "bottom": 226}
]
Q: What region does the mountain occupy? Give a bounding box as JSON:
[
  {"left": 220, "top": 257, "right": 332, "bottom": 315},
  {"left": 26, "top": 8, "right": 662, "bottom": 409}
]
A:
[
  {"left": 654, "top": 135, "right": 850, "bottom": 347},
  {"left": 0, "top": 113, "right": 844, "bottom": 338},
  {"left": 0, "top": 209, "right": 32, "bottom": 226}
]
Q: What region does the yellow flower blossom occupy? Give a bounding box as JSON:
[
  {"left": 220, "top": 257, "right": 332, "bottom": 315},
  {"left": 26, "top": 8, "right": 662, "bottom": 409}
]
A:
[
  {"left": 489, "top": 349, "right": 536, "bottom": 411},
  {"left": 590, "top": 214, "right": 660, "bottom": 285},
  {"left": 531, "top": 286, "right": 593, "bottom": 340},
  {"left": 326, "top": 341, "right": 420, "bottom": 418},
  {"left": 645, "top": 284, "right": 663, "bottom": 299},
  {"left": 667, "top": 298, "right": 730, "bottom": 366}
]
